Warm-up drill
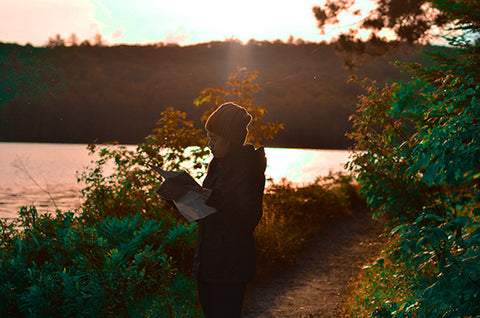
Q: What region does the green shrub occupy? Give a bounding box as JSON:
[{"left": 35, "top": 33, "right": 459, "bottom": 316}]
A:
[
  {"left": 0, "top": 206, "right": 200, "bottom": 317},
  {"left": 345, "top": 2, "right": 480, "bottom": 315}
]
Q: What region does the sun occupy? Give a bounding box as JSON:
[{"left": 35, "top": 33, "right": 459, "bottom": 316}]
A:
[{"left": 181, "top": 0, "right": 315, "bottom": 43}]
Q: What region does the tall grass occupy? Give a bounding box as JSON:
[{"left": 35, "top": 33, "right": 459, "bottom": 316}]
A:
[
  {"left": 255, "top": 172, "right": 363, "bottom": 281},
  {"left": 343, "top": 239, "right": 415, "bottom": 318}
]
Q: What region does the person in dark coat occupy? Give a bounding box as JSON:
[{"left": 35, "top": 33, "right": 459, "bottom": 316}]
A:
[{"left": 195, "top": 102, "right": 266, "bottom": 318}]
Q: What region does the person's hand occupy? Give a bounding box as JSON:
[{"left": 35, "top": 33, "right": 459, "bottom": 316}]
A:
[{"left": 198, "top": 188, "right": 212, "bottom": 202}]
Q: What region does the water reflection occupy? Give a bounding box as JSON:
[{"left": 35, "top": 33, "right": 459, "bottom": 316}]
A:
[
  {"left": 0, "top": 143, "right": 351, "bottom": 218},
  {"left": 265, "top": 148, "right": 350, "bottom": 184}
]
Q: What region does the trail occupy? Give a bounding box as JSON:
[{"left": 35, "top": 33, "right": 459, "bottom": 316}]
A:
[{"left": 242, "top": 207, "right": 386, "bottom": 318}]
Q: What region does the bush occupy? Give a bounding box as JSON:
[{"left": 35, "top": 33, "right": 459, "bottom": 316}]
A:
[
  {"left": 255, "top": 172, "right": 360, "bottom": 280},
  {"left": 79, "top": 107, "right": 209, "bottom": 224},
  {"left": 345, "top": 2, "right": 480, "bottom": 315},
  {"left": 0, "top": 206, "right": 200, "bottom": 317},
  {"left": 0, "top": 173, "right": 360, "bottom": 317}
]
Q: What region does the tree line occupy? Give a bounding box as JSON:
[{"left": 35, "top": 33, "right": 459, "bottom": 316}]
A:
[{"left": 0, "top": 39, "right": 448, "bottom": 149}]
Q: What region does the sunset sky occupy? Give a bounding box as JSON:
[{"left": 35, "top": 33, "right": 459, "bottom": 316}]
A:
[{"left": 0, "top": 0, "right": 377, "bottom": 46}]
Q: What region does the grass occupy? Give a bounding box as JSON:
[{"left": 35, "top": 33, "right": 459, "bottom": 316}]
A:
[
  {"left": 254, "top": 172, "right": 364, "bottom": 282},
  {"left": 341, "top": 238, "right": 412, "bottom": 317}
]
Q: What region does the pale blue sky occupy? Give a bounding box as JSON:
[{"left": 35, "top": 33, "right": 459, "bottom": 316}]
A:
[{"left": 0, "top": 0, "right": 376, "bottom": 46}]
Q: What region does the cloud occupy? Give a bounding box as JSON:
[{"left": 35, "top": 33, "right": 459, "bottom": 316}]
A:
[
  {"left": 163, "top": 27, "right": 190, "bottom": 44},
  {"left": 111, "top": 29, "right": 124, "bottom": 39}
]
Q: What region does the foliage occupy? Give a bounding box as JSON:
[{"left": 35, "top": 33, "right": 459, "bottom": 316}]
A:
[
  {"left": 71, "top": 67, "right": 289, "bottom": 315},
  {"left": 79, "top": 107, "right": 209, "bottom": 224},
  {"left": 345, "top": 242, "right": 416, "bottom": 318},
  {"left": 313, "top": 0, "right": 479, "bottom": 68},
  {"left": 79, "top": 67, "right": 285, "bottom": 222},
  {"left": 72, "top": 66, "right": 286, "bottom": 316},
  {"left": 0, "top": 172, "right": 361, "bottom": 317},
  {"left": 0, "top": 206, "right": 200, "bottom": 317},
  {"left": 255, "top": 172, "right": 361, "bottom": 280},
  {"left": 345, "top": 4, "right": 480, "bottom": 315},
  {"left": 0, "top": 44, "right": 67, "bottom": 105},
  {"left": 0, "top": 44, "right": 68, "bottom": 135},
  {"left": 148, "top": 107, "right": 209, "bottom": 176},
  {"left": 313, "top": 0, "right": 448, "bottom": 45},
  {"left": 77, "top": 107, "right": 206, "bottom": 311},
  {"left": 194, "top": 68, "right": 284, "bottom": 148}
]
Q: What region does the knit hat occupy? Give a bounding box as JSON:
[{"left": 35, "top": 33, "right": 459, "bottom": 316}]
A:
[{"left": 205, "top": 102, "right": 252, "bottom": 145}]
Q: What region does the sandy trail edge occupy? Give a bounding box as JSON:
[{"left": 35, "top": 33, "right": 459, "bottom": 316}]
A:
[{"left": 242, "top": 207, "right": 386, "bottom": 318}]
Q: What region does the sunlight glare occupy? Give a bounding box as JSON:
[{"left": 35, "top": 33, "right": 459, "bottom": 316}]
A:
[
  {"left": 148, "top": 0, "right": 323, "bottom": 44},
  {"left": 264, "top": 148, "right": 350, "bottom": 185}
]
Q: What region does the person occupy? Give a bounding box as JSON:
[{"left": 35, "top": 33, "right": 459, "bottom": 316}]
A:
[{"left": 194, "top": 102, "right": 267, "bottom": 318}]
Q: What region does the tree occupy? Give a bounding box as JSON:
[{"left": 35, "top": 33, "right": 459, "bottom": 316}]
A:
[
  {"left": 314, "top": 0, "right": 445, "bottom": 43},
  {"left": 94, "top": 33, "right": 104, "bottom": 47},
  {"left": 344, "top": 1, "right": 480, "bottom": 316},
  {"left": 79, "top": 106, "right": 209, "bottom": 223},
  {"left": 79, "top": 68, "right": 285, "bottom": 222},
  {"left": 69, "top": 33, "right": 78, "bottom": 47},
  {"left": 312, "top": 0, "right": 479, "bottom": 68},
  {"left": 80, "top": 39, "right": 91, "bottom": 47},
  {"left": 46, "top": 34, "right": 65, "bottom": 48},
  {"left": 194, "top": 68, "right": 284, "bottom": 147}
]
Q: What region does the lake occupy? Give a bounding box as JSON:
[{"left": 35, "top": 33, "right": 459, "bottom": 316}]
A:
[{"left": 0, "top": 142, "right": 352, "bottom": 218}]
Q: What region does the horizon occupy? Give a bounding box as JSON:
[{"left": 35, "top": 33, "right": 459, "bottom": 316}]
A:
[{"left": 1, "top": 0, "right": 377, "bottom": 47}]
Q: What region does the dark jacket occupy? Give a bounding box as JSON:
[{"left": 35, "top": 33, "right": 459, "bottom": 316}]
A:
[{"left": 193, "top": 144, "right": 266, "bottom": 282}]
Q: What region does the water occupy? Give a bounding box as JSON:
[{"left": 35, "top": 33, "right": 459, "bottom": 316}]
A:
[{"left": 0, "top": 142, "right": 352, "bottom": 218}]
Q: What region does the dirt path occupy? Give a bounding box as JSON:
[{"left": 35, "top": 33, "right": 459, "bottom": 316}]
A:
[{"left": 242, "top": 207, "right": 386, "bottom": 318}]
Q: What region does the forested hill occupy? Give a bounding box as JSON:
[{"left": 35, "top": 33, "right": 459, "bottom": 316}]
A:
[{"left": 0, "top": 40, "right": 446, "bottom": 149}]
